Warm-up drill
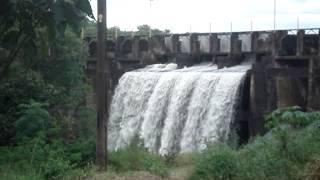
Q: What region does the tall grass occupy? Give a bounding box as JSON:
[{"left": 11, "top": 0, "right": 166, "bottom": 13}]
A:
[{"left": 108, "top": 143, "right": 169, "bottom": 177}]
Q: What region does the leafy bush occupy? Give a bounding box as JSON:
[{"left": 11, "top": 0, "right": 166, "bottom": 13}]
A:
[
  {"left": 190, "top": 110, "right": 320, "bottom": 180},
  {"left": 15, "top": 100, "right": 50, "bottom": 139},
  {"left": 0, "top": 135, "right": 96, "bottom": 179},
  {"left": 265, "top": 106, "right": 320, "bottom": 129},
  {"left": 189, "top": 144, "right": 237, "bottom": 180},
  {"left": 236, "top": 135, "right": 297, "bottom": 180},
  {"left": 0, "top": 72, "right": 51, "bottom": 145},
  {"left": 0, "top": 1, "right": 96, "bottom": 179},
  {"left": 108, "top": 144, "right": 169, "bottom": 177},
  {"left": 65, "top": 137, "right": 96, "bottom": 167},
  {"left": 0, "top": 99, "right": 95, "bottom": 179}
]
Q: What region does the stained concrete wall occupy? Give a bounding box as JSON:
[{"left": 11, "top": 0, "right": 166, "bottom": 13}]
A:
[
  {"left": 199, "top": 35, "right": 210, "bottom": 53},
  {"left": 179, "top": 36, "right": 191, "bottom": 53},
  {"left": 85, "top": 28, "right": 320, "bottom": 139}
]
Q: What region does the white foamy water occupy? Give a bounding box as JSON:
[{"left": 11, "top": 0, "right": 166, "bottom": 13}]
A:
[{"left": 108, "top": 63, "right": 250, "bottom": 154}]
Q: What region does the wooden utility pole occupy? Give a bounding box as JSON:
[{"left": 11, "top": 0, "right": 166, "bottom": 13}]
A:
[{"left": 96, "top": 0, "right": 108, "bottom": 170}]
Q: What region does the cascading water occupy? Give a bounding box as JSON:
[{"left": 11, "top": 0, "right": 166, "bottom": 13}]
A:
[{"left": 108, "top": 63, "right": 250, "bottom": 155}]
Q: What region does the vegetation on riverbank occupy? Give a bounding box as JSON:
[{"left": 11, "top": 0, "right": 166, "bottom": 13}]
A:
[
  {"left": 0, "top": 1, "right": 96, "bottom": 179},
  {"left": 190, "top": 107, "right": 320, "bottom": 180}
]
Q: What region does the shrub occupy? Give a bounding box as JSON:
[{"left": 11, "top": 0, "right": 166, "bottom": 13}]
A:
[
  {"left": 15, "top": 100, "right": 50, "bottom": 139},
  {"left": 108, "top": 144, "right": 169, "bottom": 177},
  {"left": 265, "top": 106, "right": 320, "bottom": 129},
  {"left": 0, "top": 138, "right": 95, "bottom": 180},
  {"left": 0, "top": 72, "right": 50, "bottom": 145},
  {"left": 190, "top": 110, "right": 320, "bottom": 180},
  {"left": 189, "top": 144, "right": 238, "bottom": 180},
  {"left": 65, "top": 137, "right": 96, "bottom": 167},
  {"left": 236, "top": 135, "right": 297, "bottom": 180}
]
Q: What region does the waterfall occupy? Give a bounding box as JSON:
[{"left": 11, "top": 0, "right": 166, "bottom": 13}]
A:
[{"left": 108, "top": 63, "right": 250, "bottom": 155}]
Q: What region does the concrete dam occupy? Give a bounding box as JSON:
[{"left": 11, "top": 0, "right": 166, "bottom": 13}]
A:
[{"left": 85, "top": 28, "right": 320, "bottom": 153}]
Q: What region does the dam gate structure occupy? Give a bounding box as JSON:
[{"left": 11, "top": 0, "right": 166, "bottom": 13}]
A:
[{"left": 85, "top": 28, "right": 320, "bottom": 147}]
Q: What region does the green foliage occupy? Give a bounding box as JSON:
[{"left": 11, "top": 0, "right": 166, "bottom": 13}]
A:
[
  {"left": 0, "top": 163, "right": 43, "bottom": 180},
  {"left": 265, "top": 106, "right": 320, "bottom": 129},
  {"left": 0, "top": 1, "right": 96, "bottom": 179},
  {"left": 38, "top": 28, "right": 89, "bottom": 107},
  {"left": 135, "top": 24, "right": 171, "bottom": 36},
  {"left": 190, "top": 110, "right": 320, "bottom": 180},
  {"left": 65, "top": 137, "right": 96, "bottom": 167},
  {"left": 0, "top": 133, "right": 96, "bottom": 179},
  {"left": 0, "top": 0, "right": 93, "bottom": 79},
  {"left": 189, "top": 144, "right": 238, "bottom": 180},
  {"left": 0, "top": 72, "right": 51, "bottom": 145},
  {"left": 109, "top": 144, "right": 169, "bottom": 177},
  {"left": 15, "top": 100, "right": 50, "bottom": 139},
  {"left": 236, "top": 136, "right": 295, "bottom": 180},
  {"left": 0, "top": 25, "right": 92, "bottom": 143}
]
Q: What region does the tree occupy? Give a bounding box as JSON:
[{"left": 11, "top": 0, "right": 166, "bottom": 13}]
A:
[
  {"left": 0, "top": 0, "right": 95, "bottom": 145},
  {"left": 136, "top": 24, "right": 171, "bottom": 36},
  {"left": 136, "top": 24, "right": 152, "bottom": 35},
  {"left": 0, "top": 0, "right": 94, "bottom": 80}
]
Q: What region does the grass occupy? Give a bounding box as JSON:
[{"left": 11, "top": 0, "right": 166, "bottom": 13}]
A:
[{"left": 108, "top": 143, "right": 169, "bottom": 178}]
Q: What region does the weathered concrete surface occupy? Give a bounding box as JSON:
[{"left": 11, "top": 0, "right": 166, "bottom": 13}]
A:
[{"left": 85, "top": 28, "right": 320, "bottom": 139}]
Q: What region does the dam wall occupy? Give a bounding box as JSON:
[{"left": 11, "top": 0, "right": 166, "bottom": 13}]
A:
[{"left": 85, "top": 28, "right": 320, "bottom": 140}]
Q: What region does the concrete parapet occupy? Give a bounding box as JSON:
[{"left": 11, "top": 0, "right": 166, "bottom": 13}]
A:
[{"left": 85, "top": 28, "right": 320, "bottom": 138}]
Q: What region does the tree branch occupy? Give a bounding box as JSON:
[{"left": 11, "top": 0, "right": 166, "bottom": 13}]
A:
[{"left": 0, "top": 18, "right": 42, "bottom": 81}]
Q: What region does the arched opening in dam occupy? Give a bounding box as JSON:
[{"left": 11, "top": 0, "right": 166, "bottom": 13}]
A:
[
  {"left": 138, "top": 39, "right": 149, "bottom": 52},
  {"left": 121, "top": 39, "right": 133, "bottom": 56},
  {"left": 88, "top": 41, "right": 97, "bottom": 56},
  {"left": 106, "top": 40, "right": 116, "bottom": 52},
  {"left": 138, "top": 39, "right": 149, "bottom": 59},
  {"left": 108, "top": 62, "right": 251, "bottom": 155}
]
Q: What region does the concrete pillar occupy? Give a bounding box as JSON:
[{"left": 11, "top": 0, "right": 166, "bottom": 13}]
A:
[
  {"left": 188, "top": 34, "right": 193, "bottom": 54},
  {"left": 210, "top": 33, "right": 219, "bottom": 54},
  {"left": 132, "top": 37, "right": 139, "bottom": 59},
  {"left": 308, "top": 56, "right": 320, "bottom": 110},
  {"left": 149, "top": 36, "right": 159, "bottom": 54},
  {"left": 251, "top": 32, "right": 259, "bottom": 52},
  {"left": 249, "top": 58, "right": 267, "bottom": 136},
  {"left": 307, "top": 57, "right": 313, "bottom": 110},
  {"left": 114, "top": 36, "right": 122, "bottom": 58},
  {"left": 297, "top": 30, "right": 305, "bottom": 56},
  {"left": 230, "top": 33, "right": 241, "bottom": 54},
  {"left": 171, "top": 34, "right": 179, "bottom": 54},
  {"left": 276, "top": 77, "right": 298, "bottom": 108},
  {"left": 190, "top": 34, "right": 199, "bottom": 54},
  {"left": 272, "top": 30, "right": 287, "bottom": 56}
]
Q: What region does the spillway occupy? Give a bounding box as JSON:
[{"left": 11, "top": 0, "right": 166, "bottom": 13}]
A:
[{"left": 108, "top": 63, "right": 250, "bottom": 155}]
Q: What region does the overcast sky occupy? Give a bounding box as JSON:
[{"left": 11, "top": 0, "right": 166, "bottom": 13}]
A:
[{"left": 90, "top": 0, "right": 320, "bottom": 33}]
